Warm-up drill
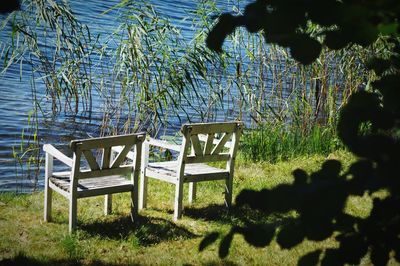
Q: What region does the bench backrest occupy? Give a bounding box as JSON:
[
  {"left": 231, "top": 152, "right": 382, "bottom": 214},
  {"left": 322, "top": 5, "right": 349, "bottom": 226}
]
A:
[
  {"left": 69, "top": 133, "right": 146, "bottom": 180},
  {"left": 178, "top": 122, "right": 243, "bottom": 168}
]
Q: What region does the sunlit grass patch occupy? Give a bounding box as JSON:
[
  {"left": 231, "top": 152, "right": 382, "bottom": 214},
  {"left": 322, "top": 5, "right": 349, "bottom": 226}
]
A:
[{"left": 2, "top": 150, "right": 381, "bottom": 265}]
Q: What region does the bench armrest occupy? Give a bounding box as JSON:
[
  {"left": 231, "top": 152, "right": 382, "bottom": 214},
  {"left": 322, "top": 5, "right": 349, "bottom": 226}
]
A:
[
  {"left": 147, "top": 137, "right": 181, "bottom": 152},
  {"left": 43, "top": 144, "right": 73, "bottom": 167}
]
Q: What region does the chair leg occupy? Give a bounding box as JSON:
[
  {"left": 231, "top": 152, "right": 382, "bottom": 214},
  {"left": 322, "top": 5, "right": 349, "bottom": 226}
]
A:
[
  {"left": 104, "top": 194, "right": 112, "bottom": 215},
  {"left": 130, "top": 190, "right": 138, "bottom": 222},
  {"left": 139, "top": 170, "right": 148, "bottom": 210},
  {"left": 44, "top": 185, "right": 52, "bottom": 222},
  {"left": 188, "top": 182, "right": 197, "bottom": 204},
  {"left": 225, "top": 175, "right": 233, "bottom": 209},
  {"left": 174, "top": 181, "right": 184, "bottom": 220},
  {"left": 44, "top": 152, "right": 53, "bottom": 222},
  {"left": 69, "top": 195, "right": 77, "bottom": 234}
]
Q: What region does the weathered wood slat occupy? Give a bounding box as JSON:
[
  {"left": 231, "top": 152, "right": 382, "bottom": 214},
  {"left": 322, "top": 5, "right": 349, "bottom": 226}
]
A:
[
  {"left": 77, "top": 165, "right": 132, "bottom": 179},
  {"left": 211, "top": 133, "right": 232, "bottom": 155},
  {"left": 140, "top": 121, "right": 243, "bottom": 220},
  {"left": 111, "top": 144, "right": 132, "bottom": 168},
  {"left": 190, "top": 135, "right": 203, "bottom": 156},
  {"left": 185, "top": 153, "right": 230, "bottom": 164},
  {"left": 44, "top": 132, "right": 145, "bottom": 233},
  {"left": 147, "top": 137, "right": 181, "bottom": 152},
  {"left": 70, "top": 133, "right": 144, "bottom": 150},
  {"left": 203, "top": 133, "right": 214, "bottom": 155},
  {"left": 102, "top": 147, "right": 111, "bottom": 169},
  {"left": 43, "top": 144, "right": 73, "bottom": 167},
  {"left": 184, "top": 173, "right": 228, "bottom": 183},
  {"left": 182, "top": 122, "right": 240, "bottom": 135},
  {"left": 82, "top": 150, "right": 100, "bottom": 171},
  {"left": 199, "top": 134, "right": 232, "bottom": 149}
]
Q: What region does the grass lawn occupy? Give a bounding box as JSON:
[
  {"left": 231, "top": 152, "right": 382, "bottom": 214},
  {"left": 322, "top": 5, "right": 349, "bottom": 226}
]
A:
[{"left": 0, "top": 151, "right": 383, "bottom": 265}]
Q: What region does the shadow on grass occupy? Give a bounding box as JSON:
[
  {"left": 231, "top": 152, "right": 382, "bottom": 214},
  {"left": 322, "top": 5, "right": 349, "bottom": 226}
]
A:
[
  {"left": 184, "top": 203, "right": 290, "bottom": 227},
  {"left": 81, "top": 215, "right": 197, "bottom": 246},
  {"left": 0, "top": 253, "right": 129, "bottom": 266}
]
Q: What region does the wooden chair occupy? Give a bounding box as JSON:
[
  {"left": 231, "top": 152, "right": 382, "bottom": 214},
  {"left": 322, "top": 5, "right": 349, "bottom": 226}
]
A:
[
  {"left": 43, "top": 133, "right": 145, "bottom": 233},
  {"left": 139, "top": 121, "right": 243, "bottom": 220}
]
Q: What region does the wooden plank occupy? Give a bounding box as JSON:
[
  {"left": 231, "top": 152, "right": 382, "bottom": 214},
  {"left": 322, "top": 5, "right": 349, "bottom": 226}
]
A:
[
  {"left": 44, "top": 152, "right": 53, "bottom": 222},
  {"left": 190, "top": 135, "right": 203, "bottom": 156},
  {"left": 199, "top": 134, "right": 232, "bottom": 149},
  {"left": 185, "top": 153, "right": 230, "bottom": 164},
  {"left": 182, "top": 122, "right": 241, "bottom": 135},
  {"left": 82, "top": 150, "right": 100, "bottom": 171},
  {"left": 188, "top": 182, "right": 196, "bottom": 203},
  {"left": 211, "top": 133, "right": 232, "bottom": 155},
  {"left": 102, "top": 147, "right": 111, "bottom": 169},
  {"left": 43, "top": 144, "right": 73, "bottom": 167},
  {"left": 104, "top": 194, "right": 112, "bottom": 215},
  {"left": 70, "top": 133, "right": 145, "bottom": 151},
  {"left": 77, "top": 165, "right": 132, "bottom": 179},
  {"left": 203, "top": 133, "right": 214, "bottom": 155},
  {"left": 77, "top": 184, "right": 133, "bottom": 198},
  {"left": 49, "top": 181, "right": 70, "bottom": 198},
  {"left": 111, "top": 144, "right": 133, "bottom": 168},
  {"left": 184, "top": 172, "right": 229, "bottom": 182},
  {"left": 147, "top": 137, "right": 181, "bottom": 152},
  {"left": 145, "top": 168, "right": 177, "bottom": 183}
]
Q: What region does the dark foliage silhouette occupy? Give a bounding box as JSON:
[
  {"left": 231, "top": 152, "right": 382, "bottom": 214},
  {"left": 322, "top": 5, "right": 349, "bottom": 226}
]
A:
[
  {"left": 0, "top": 0, "right": 20, "bottom": 14},
  {"left": 203, "top": 0, "right": 400, "bottom": 264}
]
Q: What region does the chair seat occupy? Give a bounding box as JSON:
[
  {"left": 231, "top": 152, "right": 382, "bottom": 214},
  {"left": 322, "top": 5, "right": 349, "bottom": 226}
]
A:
[
  {"left": 49, "top": 171, "right": 133, "bottom": 198},
  {"left": 146, "top": 161, "right": 229, "bottom": 183}
]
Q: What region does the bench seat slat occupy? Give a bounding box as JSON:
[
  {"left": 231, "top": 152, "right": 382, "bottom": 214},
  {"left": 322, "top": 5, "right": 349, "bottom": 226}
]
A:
[{"left": 50, "top": 172, "right": 133, "bottom": 198}]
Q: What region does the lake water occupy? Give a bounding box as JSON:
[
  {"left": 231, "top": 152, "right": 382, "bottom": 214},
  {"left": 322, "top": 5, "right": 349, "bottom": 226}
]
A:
[{"left": 0, "top": 0, "right": 254, "bottom": 192}]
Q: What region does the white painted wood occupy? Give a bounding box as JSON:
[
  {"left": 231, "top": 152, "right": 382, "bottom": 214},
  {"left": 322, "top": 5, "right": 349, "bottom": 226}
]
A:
[
  {"left": 174, "top": 132, "right": 190, "bottom": 220},
  {"left": 43, "top": 144, "right": 73, "bottom": 167},
  {"left": 44, "top": 152, "right": 53, "bottom": 222},
  {"left": 224, "top": 123, "right": 243, "bottom": 208},
  {"left": 147, "top": 137, "right": 181, "bottom": 152},
  {"left": 199, "top": 134, "right": 232, "bottom": 149},
  {"left": 104, "top": 147, "right": 114, "bottom": 215},
  {"left": 43, "top": 132, "right": 145, "bottom": 233},
  {"left": 139, "top": 140, "right": 149, "bottom": 210},
  {"left": 140, "top": 121, "right": 243, "bottom": 220},
  {"left": 104, "top": 195, "right": 112, "bottom": 215},
  {"left": 188, "top": 182, "right": 196, "bottom": 204}
]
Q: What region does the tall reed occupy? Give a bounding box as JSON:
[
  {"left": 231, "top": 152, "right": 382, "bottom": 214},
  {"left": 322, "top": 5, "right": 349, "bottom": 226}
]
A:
[{"left": 0, "top": 0, "right": 374, "bottom": 190}]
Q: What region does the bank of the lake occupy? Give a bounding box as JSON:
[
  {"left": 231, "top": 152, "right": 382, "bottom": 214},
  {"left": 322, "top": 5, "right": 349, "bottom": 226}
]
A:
[{"left": 2, "top": 151, "right": 386, "bottom": 265}]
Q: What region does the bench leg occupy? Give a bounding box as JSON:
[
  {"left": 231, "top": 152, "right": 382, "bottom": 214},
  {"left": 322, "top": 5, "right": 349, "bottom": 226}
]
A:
[
  {"left": 224, "top": 175, "right": 233, "bottom": 209},
  {"left": 174, "top": 181, "right": 184, "bottom": 220},
  {"left": 69, "top": 195, "right": 77, "bottom": 234},
  {"left": 44, "top": 185, "right": 52, "bottom": 222},
  {"left": 139, "top": 170, "right": 148, "bottom": 210},
  {"left": 104, "top": 194, "right": 112, "bottom": 215},
  {"left": 188, "top": 182, "right": 197, "bottom": 204},
  {"left": 44, "top": 153, "right": 53, "bottom": 222},
  {"left": 130, "top": 190, "right": 138, "bottom": 222}
]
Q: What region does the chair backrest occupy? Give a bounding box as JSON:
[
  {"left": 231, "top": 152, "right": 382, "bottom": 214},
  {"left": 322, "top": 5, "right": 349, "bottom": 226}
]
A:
[
  {"left": 69, "top": 133, "right": 146, "bottom": 180},
  {"left": 178, "top": 121, "right": 243, "bottom": 167}
]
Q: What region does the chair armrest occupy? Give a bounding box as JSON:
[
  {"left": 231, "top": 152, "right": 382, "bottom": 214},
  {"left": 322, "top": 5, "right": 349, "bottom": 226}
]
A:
[
  {"left": 43, "top": 144, "right": 73, "bottom": 167},
  {"left": 111, "top": 146, "right": 135, "bottom": 161},
  {"left": 147, "top": 137, "right": 181, "bottom": 152}
]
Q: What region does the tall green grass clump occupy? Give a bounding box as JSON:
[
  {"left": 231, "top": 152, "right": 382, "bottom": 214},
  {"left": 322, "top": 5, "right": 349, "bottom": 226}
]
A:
[{"left": 241, "top": 121, "right": 343, "bottom": 163}]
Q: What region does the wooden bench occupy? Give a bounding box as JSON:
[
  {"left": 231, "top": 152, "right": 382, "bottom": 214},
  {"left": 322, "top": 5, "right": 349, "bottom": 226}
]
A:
[
  {"left": 139, "top": 121, "right": 243, "bottom": 220},
  {"left": 43, "top": 133, "right": 145, "bottom": 233}
]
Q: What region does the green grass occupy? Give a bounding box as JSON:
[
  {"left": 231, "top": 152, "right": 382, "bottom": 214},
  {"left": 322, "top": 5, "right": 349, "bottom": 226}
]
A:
[
  {"left": 240, "top": 123, "right": 343, "bottom": 163},
  {"left": 0, "top": 150, "right": 384, "bottom": 265}
]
